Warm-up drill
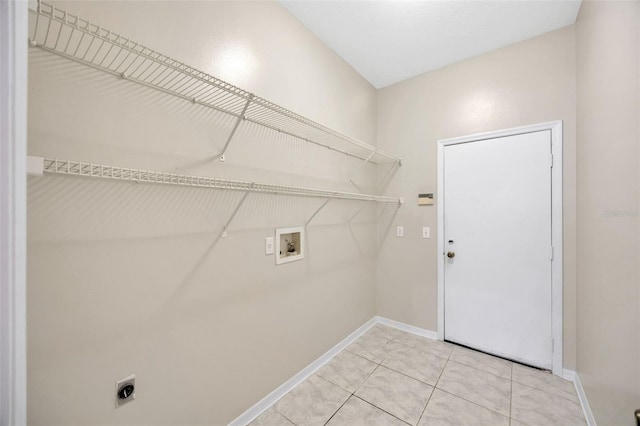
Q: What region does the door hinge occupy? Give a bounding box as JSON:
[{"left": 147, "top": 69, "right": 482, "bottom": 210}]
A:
[
  {"left": 550, "top": 154, "right": 554, "bottom": 168},
  {"left": 552, "top": 338, "right": 555, "bottom": 352},
  {"left": 551, "top": 246, "right": 554, "bottom": 260}
]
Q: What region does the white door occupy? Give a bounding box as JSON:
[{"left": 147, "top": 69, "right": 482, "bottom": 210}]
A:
[{"left": 443, "top": 130, "right": 552, "bottom": 369}]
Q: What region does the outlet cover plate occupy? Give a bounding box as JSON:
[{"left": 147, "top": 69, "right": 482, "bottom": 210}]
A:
[
  {"left": 265, "top": 236, "right": 274, "bottom": 255},
  {"left": 115, "top": 374, "right": 136, "bottom": 407}
]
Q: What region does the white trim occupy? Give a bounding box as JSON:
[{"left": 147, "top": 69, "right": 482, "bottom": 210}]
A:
[
  {"left": 437, "top": 121, "right": 564, "bottom": 376},
  {"left": 375, "top": 317, "right": 438, "bottom": 340},
  {"left": 563, "top": 369, "right": 597, "bottom": 426},
  {"left": 436, "top": 135, "right": 446, "bottom": 341},
  {"left": 550, "top": 121, "right": 564, "bottom": 376},
  {"left": 228, "top": 317, "right": 378, "bottom": 426},
  {"left": 562, "top": 369, "right": 576, "bottom": 381},
  {"left": 0, "top": 1, "right": 28, "bottom": 425}
]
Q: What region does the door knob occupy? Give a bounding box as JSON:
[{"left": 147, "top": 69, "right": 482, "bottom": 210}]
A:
[{"left": 447, "top": 251, "right": 455, "bottom": 258}]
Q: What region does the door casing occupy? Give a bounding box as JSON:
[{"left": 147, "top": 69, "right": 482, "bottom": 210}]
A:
[{"left": 436, "top": 121, "right": 563, "bottom": 376}]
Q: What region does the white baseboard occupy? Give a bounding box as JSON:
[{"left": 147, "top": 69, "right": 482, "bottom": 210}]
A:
[
  {"left": 562, "top": 368, "right": 576, "bottom": 381},
  {"left": 228, "top": 316, "right": 378, "bottom": 426},
  {"left": 563, "top": 369, "right": 596, "bottom": 426},
  {"left": 563, "top": 370, "right": 597, "bottom": 426},
  {"left": 375, "top": 316, "right": 438, "bottom": 340}
]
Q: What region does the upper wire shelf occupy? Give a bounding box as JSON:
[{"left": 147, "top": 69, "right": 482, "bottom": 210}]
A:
[
  {"left": 35, "top": 157, "right": 402, "bottom": 204},
  {"left": 28, "top": 0, "right": 402, "bottom": 165}
]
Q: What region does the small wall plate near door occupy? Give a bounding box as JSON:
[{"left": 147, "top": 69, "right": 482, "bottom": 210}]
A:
[
  {"left": 115, "top": 374, "right": 135, "bottom": 407},
  {"left": 422, "top": 227, "right": 430, "bottom": 239}
]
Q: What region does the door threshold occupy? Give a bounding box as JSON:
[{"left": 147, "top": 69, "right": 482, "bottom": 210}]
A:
[{"left": 445, "top": 340, "right": 552, "bottom": 373}]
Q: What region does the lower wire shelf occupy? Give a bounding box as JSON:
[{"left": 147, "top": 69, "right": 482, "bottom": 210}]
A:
[{"left": 30, "top": 157, "right": 403, "bottom": 204}]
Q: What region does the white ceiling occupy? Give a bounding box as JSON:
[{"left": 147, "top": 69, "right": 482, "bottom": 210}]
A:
[{"left": 281, "top": 0, "right": 581, "bottom": 88}]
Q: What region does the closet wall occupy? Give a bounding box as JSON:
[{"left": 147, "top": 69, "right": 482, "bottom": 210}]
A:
[
  {"left": 27, "top": 2, "right": 379, "bottom": 425},
  {"left": 376, "top": 26, "right": 578, "bottom": 369},
  {"left": 576, "top": 1, "right": 640, "bottom": 424}
]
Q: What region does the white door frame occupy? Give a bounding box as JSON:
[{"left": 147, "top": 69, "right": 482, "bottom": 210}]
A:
[
  {"left": 437, "top": 121, "right": 563, "bottom": 376},
  {"left": 0, "top": 0, "right": 28, "bottom": 424}
]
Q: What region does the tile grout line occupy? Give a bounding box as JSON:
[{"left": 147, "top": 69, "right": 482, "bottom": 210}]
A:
[
  {"left": 320, "top": 342, "right": 389, "bottom": 426},
  {"left": 513, "top": 380, "right": 584, "bottom": 407},
  {"left": 415, "top": 358, "right": 448, "bottom": 425},
  {"left": 273, "top": 406, "right": 297, "bottom": 426},
  {"left": 511, "top": 377, "right": 580, "bottom": 404},
  {"left": 434, "top": 348, "right": 512, "bottom": 420},
  {"left": 353, "top": 363, "right": 383, "bottom": 395},
  {"left": 400, "top": 338, "right": 452, "bottom": 360},
  {"left": 434, "top": 387, "right": 511, "bottom": 421},
  {"left": 511, "top": 363, "right": 580, "bottom": 405},
  {"left": 511, "top": 382, "right": 587, "bottom": 425},
  {"left": 352, "top": 395, "right": 412, "bottom": 426},
  {"left": 414, "top": 344, "right": 455, "bottom": 425},
  {"left": 321, "top": 391, "right": 351, "bottom": 426},
  {"left": 445, "top": 357, "right": 512, "bottom": 382},
  {"left": 449, "top": 347, "right": 513, "bottom": 377},
  {"left": 358, "top": 331, "right": 438, "bottom": 426},
  {"left": 349, "top": 356, "right": 418, "bottom": 426},
  {"left": 377, "top": 353, "right": 445, "bottom": 388}
]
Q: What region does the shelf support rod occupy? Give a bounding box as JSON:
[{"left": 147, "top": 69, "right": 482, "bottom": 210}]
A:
[
  {"left": 348, "top": 204, "right": 368, "bottom": 225},
  {"left": 216, "top": 95, "right": 253, "bottom": 162},
  {"left": 306, "top": 199, "right": 331, "bottom": 227},
  {"left": 377, "top": 159, "right": 403, "bottom": 195},
  {"left": 348, "top": 150, "right": 376, "bottom": 186},
  {"left": 221, "top": 190, "right": 251, "bottom": 238}
]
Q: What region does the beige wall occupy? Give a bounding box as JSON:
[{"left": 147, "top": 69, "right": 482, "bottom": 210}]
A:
[
  {"left": 376, "top": 26, "right": 578, "bottom": 369},
  {"left": 27, "top": 2, "right": 378, "bottom": 425},
  {"left": 576, "top": 1, "right": 640, "bottom": 424}
]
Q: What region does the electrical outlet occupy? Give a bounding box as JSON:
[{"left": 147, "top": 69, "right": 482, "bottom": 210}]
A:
[
  {"left": 265, "top": 236, "right": 274, "bottom": 255},
  {"left": 422, "top": 227, "right": 430, "bottom": 239},
  {"left": 115, "top": 374, "right": 135, "bottom": 407},
  {"left": 396, "top": 226, "right": 404, "bottom": 237}
]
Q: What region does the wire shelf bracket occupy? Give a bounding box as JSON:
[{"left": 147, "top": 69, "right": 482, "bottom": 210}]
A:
[
  {"left": 221, "top": 192, "right": 250, "bottom": 238},
  {"left": 30, "top": 157, "right": 404, "bottom": 205},
  {"left": 305, "top": 199, "right": 331, "bottom": 227},
  {"left": 216, "top": 95, "right": 254, "bottom": 162},
  {"left": 347, "top": 205, "right": 367, "bottom": 225},
  {"left": 348, "top": 151, "right": 377, "bottom": 187},
  {"left": 28, "top": 0, "right": 403, "bottom": 167}
]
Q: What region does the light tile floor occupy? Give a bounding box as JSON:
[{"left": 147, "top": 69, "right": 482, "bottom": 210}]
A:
[{"left": 248, "top": 324, "right": 587, "bottom": 426}]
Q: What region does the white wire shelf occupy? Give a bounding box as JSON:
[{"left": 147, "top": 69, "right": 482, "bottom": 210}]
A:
[
  {"left": 34, "top": 157, "right": 403, "bottom": 204},
  {"left": 28, "top": 0, "right": 402, "bottom": 165}
]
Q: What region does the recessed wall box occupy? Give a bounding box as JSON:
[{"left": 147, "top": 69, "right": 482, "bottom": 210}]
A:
[{"left": 275, "top": 227, "right": 304, "bottom": 265}]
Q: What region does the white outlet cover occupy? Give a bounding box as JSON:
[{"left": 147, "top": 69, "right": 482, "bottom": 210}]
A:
[
  {"left": 396, "top": 226, "right": 404, "bottom": 237},
  {"left": 265, "top": 236, "right": 274, "bottom": 255}
]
